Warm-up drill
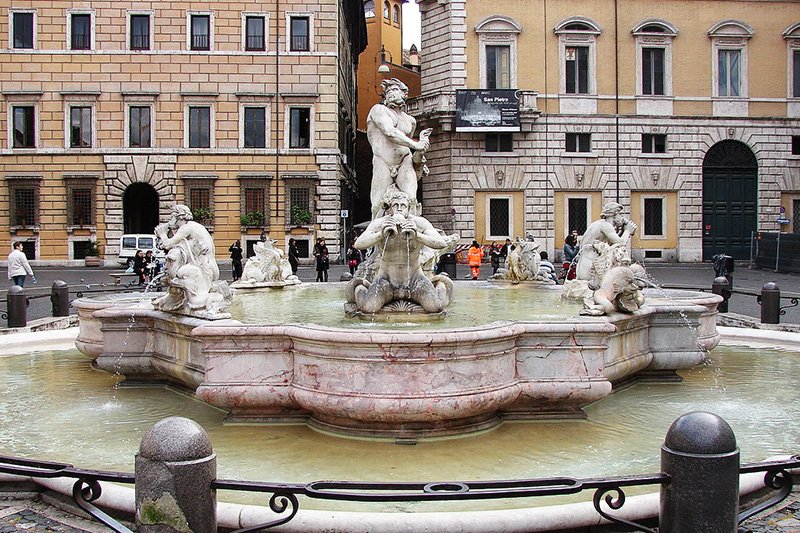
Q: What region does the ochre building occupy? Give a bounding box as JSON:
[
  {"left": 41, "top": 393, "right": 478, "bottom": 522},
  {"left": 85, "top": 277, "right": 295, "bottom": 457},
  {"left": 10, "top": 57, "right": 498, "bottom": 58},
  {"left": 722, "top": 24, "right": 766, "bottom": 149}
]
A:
[
  {"left": 0, "top": 1, "right": 366, "bottom": 265},
  {"left": 412, "top": 0, "right": 800, "bottom": 262}
]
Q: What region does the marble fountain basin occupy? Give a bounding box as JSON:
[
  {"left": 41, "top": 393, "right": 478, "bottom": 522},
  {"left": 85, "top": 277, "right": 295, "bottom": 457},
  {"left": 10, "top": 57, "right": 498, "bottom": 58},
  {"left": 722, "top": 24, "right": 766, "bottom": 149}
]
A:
[{"left": 74, "top": 284, "right": 721, "bottom": 439}]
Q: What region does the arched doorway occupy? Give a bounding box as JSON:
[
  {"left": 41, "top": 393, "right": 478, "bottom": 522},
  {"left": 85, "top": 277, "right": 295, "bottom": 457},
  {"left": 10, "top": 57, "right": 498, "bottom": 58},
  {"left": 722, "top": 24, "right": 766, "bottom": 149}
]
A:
[
  {"left": 122, "top": 182, "right": 159, "bottom": 234},
  {"left": 702, "top": 140, "right": 757, "bottom": 260}
]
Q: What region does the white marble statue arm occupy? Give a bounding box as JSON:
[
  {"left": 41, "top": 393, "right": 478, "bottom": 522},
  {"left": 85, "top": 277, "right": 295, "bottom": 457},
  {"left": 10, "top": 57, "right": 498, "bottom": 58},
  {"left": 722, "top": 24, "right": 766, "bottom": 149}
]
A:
[{"left": 370, "top": 106, "right": 429, "bottom": 152}]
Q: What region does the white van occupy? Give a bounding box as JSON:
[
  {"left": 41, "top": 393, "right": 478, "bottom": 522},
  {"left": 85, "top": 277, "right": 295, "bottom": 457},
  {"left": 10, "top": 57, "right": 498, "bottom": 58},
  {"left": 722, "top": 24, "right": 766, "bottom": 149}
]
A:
[{"left": 118, "top": 234, "right": 164, "bottom": 266}]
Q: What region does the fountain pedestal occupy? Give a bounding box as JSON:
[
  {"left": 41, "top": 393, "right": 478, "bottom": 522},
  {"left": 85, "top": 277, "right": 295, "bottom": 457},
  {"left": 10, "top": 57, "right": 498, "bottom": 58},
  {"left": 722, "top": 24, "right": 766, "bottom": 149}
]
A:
[{"left": 75, "top": 290, "right": 721, "bottom": 439}]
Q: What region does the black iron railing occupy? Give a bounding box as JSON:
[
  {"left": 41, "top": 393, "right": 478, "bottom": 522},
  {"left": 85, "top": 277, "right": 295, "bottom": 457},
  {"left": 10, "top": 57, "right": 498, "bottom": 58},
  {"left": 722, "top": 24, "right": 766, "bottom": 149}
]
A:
[{"left": 0, "top": 453, "right": 797, "bottom": 533}]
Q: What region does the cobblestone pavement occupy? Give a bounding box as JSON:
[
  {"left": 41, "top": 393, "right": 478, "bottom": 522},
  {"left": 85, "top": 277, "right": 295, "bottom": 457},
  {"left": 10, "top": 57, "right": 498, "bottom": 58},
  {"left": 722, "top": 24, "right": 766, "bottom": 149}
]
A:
[{"left": 0, "top": 497, "right": 112, "bottom": 533}]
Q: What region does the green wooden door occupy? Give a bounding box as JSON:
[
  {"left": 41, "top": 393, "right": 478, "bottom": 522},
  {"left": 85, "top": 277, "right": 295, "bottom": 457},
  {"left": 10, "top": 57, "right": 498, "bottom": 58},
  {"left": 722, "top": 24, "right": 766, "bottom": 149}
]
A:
[{"left": 702, "top": 141, "right": 758, "bottom": 260}]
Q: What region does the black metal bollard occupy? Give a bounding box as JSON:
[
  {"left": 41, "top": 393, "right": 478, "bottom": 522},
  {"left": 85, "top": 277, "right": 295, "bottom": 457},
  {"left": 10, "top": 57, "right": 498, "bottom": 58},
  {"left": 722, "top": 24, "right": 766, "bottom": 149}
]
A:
[
  {"left": 51, "top": 280, "right": 70, "bottom": 317},
  {"left": 660, "top": 411, "right": 739, "bottom": 532},
  {"left": 759, "top": 282, "right": 781, "bottom": 324},
  {"left": 7, "top": 285, "right": 27, "bottom": 328},
  {"left": 712, "top": 276, "right": 731, "bottom": 313}
]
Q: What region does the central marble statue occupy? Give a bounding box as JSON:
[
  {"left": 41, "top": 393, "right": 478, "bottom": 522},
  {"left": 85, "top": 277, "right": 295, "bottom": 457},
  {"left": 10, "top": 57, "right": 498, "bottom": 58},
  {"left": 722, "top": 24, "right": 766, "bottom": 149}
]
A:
[{"left": 345, "top": 189, "right": 455, "bottom": 316}]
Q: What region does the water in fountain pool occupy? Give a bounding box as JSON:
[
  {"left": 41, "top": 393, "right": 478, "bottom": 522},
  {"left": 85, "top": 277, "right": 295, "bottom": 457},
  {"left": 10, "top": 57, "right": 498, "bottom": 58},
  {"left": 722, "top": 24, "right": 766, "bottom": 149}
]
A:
[
  {"left": 0, "top": 340, "right": 796, "bottom": 511},
  {"left": 228, "top": 281, "right": 583, "bottom": 329}
]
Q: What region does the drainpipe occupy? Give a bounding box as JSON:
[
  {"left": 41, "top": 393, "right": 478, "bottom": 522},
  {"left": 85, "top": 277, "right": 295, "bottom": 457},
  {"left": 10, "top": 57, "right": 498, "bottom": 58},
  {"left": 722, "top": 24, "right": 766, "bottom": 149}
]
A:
[
  {"left": 543, "top": 0, "right": 550, "bottom": 241},
  {"left": 614, "top": 0, "right": 620, "bottom": 203},
  {"left": 275, "top": 1, "right": 281, "bottom": 241}
]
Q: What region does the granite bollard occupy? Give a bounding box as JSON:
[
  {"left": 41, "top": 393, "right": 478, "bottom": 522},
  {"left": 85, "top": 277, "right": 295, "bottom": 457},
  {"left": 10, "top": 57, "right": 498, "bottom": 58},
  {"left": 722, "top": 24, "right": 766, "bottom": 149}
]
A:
[{"left": 136, "top": 417, "right": 217, "bottom": 532}]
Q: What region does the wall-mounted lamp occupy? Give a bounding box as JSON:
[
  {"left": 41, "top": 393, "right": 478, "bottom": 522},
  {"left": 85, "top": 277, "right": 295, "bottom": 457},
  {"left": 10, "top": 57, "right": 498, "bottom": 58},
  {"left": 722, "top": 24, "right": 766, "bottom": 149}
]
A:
[{"left": 376, "top": 45, "right": 392, "bottom": 74}]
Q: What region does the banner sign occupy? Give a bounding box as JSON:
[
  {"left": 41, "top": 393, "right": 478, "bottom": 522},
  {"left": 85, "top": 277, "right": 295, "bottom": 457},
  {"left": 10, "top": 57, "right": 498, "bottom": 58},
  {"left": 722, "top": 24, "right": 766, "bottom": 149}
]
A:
[{"left": 455, "top": 89, "right": 520, "bottom": 132}]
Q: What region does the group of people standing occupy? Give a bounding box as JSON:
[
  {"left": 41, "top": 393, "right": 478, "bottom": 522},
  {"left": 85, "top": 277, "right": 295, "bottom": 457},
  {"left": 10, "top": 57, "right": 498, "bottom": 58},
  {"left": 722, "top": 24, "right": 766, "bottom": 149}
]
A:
[
  {"left": 228, "top": 238, "right": 301, "bottom": 282},
  {"left": 131, "top": 249, "right": 161, "bottom": 285},
  {"left": 465, "top": 233, "right": 581, "bottom": 283}
]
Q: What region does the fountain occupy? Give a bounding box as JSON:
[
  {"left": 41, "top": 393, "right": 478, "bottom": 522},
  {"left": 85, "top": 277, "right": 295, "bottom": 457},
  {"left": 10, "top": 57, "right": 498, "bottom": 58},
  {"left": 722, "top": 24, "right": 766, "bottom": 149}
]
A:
[{"left": 72, "top": 86, "right": 721, "bottom": 439}]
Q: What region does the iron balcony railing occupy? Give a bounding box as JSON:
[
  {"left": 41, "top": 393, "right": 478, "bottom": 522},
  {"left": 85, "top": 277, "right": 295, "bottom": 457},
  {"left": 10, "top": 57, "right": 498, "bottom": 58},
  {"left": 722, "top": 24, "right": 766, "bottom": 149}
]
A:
[{"left": 0, "top": 453, "right": 797, "bottom": 533}]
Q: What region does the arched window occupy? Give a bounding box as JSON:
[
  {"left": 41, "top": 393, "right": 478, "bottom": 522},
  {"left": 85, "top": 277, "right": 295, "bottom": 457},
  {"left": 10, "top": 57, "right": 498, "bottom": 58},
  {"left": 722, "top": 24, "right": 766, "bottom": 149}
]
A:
[
  {"left": 631, "top": 20, "right": 678, "bottom": 101},
  {"left": 392, "top": 4, "right": 400, "bottom": 24},
  {"left": 554, "top": 17, "right": 602, "bottom": 96},
  {"left": 707, "top": 20, "right": 754, "bottom": 102},
  {"left": 364, "top": 1, "right": 375, "bottom": 19},
  {"left": 475, "top": 16, "right": 522, "bottom": 90},
  {"left": 383, "top": 1, "right": 390, "bottom": 20}
]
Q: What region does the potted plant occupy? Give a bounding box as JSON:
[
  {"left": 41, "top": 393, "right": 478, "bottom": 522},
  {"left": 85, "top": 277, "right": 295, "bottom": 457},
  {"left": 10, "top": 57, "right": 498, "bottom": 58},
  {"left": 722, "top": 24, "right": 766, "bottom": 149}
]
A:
[
  {"left": 290, "top": 205, "right": 312, "bottom": 226},
  {"left": 84, "top": 240, "right": 101, "bottom": 267},
  {"left": 240, "top": 210, "right": 266, "bottom": 227},
  {"left": 191, "top": 207, "right": 214, "bottom": 223}
]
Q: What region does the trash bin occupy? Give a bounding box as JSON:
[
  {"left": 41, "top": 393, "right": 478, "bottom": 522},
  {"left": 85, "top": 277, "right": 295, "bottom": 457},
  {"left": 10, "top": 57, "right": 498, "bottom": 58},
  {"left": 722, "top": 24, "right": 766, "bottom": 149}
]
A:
[{"left": 438, "top": 252, "right": 457, "bottom": 279}]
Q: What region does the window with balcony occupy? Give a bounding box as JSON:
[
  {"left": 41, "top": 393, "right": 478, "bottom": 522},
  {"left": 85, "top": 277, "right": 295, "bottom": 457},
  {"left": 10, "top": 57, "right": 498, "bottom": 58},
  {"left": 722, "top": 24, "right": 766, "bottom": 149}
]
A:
[
  {"left": 190, "top": 14, "right": 211, "bottom": 51},
  {"left": 245, "top": 15, "right": 265, "bottom": 51},
  {"left": 12, "top": 106, "right": 35, "bottom": 148},
  {"left": 476, "top": 16, "right": 521, "bottom": 91},
  {"left": 289, "top": 16, "right": 310, "bottom": 51},
  {"left": 289, "top": 107, "right": 311, "bottom": 148},
  {"left": 486, "top": 45, "right": 511, "bottom": 89},
  {"left": 69, "top": 106, "right": 92, "bottom": 148},
  {"left": 12, "top": 11, "right": 34, "bottom": 49},
  {"left": 129, "top": 14, "right": 151, "bottom": 50},
  {"left": 129, "top": 106, "right": 151, "bottom": 148},
  {"left": 70, "top": 13, "right": 92, "bottom": 50}
]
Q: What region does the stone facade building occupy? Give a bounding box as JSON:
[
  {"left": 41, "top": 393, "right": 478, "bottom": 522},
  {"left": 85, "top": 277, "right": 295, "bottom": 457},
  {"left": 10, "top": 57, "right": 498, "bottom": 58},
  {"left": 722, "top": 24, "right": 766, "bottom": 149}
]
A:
[
  {"left": 411, "top": 0, "right": 800, "bottom": 262},
  {"left": 0, "top": 1, "right": 366, "bottom": 264}
]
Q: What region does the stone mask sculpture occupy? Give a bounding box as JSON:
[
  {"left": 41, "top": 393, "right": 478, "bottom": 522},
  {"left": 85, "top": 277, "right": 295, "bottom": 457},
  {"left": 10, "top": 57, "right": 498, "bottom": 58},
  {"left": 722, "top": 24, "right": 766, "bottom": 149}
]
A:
[{"left": 152, "top": 204, "right": 232, "bottom": 319}]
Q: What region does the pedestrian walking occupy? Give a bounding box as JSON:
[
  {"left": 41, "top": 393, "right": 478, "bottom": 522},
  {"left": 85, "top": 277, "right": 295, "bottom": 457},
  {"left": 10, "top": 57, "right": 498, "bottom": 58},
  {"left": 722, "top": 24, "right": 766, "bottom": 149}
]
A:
[
  {"left": 467, "top": 240, "right": 484, "bottom": 280},
  {"left": 7, "top": 241, "right": 35, "bottom": 287},
  {"left": 346, "top": 244, "right": 362, "bottom": 275}
]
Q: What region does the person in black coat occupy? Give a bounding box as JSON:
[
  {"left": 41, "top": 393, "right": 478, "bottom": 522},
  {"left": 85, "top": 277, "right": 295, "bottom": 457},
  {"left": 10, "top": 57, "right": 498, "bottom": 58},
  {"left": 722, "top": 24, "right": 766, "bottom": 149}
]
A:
[
  {"left": 132, "top": 249, "right": 147, "bottom": 285},
  {"left": 229, "top": 240, "right": 243, "bottom": 281},
  {"left": 313, "top": 238, "right": 329, "bottom": 282},
  {"left": 288, "top": 238, "right": 300, "bottom": 276}
]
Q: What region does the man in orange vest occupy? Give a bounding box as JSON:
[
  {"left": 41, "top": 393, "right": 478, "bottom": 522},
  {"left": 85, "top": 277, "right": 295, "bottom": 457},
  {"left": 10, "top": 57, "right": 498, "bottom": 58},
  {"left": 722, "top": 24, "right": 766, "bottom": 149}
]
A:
[{"left": 467, "top": 240, "right": 484, "bottom": 280}]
